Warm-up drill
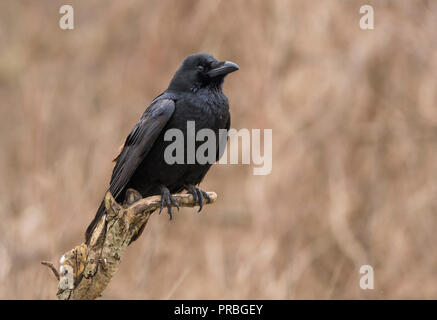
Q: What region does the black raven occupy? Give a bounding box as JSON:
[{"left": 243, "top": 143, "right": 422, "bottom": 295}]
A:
[{"left": 85, "top": 53, "right": 239, "bottom": 244}]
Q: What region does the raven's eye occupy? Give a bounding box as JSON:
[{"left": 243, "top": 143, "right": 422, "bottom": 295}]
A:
[{"left": 197, "top": 65, "right": 205, "bottom": 72}]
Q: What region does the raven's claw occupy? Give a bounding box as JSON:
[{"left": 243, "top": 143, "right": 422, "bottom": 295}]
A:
[
  {"left": 186, "top": 185, "right": 211, "bottom": 212},
  {"left": 159, "top": 186, "right": 179, "bottom": 219}
]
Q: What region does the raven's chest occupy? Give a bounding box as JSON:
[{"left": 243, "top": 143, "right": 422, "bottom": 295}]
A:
[{"left": 169, "top": 92, "right": 229, "bottom": 131}]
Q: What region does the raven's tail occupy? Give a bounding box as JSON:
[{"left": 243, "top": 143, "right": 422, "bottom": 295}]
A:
[{"left": 85, "top": 201, "right": 106, "bottom": 244}]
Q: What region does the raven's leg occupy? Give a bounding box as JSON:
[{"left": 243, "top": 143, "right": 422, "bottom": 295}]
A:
[
  {"left": 159, "top": 185, "right": 179, "bottom": 219},
  {"left": 185, "top": 184, "right": 211, "bottom": 212}
]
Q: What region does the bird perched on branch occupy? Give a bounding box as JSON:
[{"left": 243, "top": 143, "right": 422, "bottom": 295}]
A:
[{"left": 85, "top": 53, "right": 239, "bottom": 244}]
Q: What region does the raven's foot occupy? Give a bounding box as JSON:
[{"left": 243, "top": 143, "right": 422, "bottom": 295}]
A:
[
  {"left": 185, "top": 184, "right": 211, "bottom": 212},
  {"left": 159, "top": 186, "right": 179, "bottom": 219}
]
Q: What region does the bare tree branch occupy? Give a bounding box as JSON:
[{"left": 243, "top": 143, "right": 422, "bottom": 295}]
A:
[
  {"left": 42, "top": 189, "right": 217, "bottom": 300},
  {"left": 41, "top": 261, "right": 60, "bottom": 280}
]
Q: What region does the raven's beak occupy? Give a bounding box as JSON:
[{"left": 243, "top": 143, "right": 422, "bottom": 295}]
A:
[{"left": 208, "top": 61, "right": 239, "bottom": 78}]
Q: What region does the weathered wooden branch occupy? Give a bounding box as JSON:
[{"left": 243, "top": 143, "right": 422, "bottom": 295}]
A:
[{"left": 42, "top": 189, "right": 217, "bottom": 300}]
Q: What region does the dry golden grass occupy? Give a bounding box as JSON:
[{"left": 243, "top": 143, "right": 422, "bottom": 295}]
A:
[{"left": 1, "top": 0, "right": 437, "bottom": 299}]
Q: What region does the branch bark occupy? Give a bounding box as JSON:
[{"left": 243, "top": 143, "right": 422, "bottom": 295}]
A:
[{"left": 42, "top": 189, "right": 217, "bottom": 300}]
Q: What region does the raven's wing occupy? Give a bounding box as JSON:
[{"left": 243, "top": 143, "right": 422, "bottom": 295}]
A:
[{"left": 109, "top": 98, "right": 175, "bottom": 199}]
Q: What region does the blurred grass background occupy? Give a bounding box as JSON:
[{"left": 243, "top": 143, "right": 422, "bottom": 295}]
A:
[{"left": 1, "top": 0, "right": 437, "bottom": 299}]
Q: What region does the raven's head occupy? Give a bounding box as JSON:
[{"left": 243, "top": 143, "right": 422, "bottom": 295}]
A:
[{"left": 168, "top": 53, "right": 239, "bottom": 92}]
